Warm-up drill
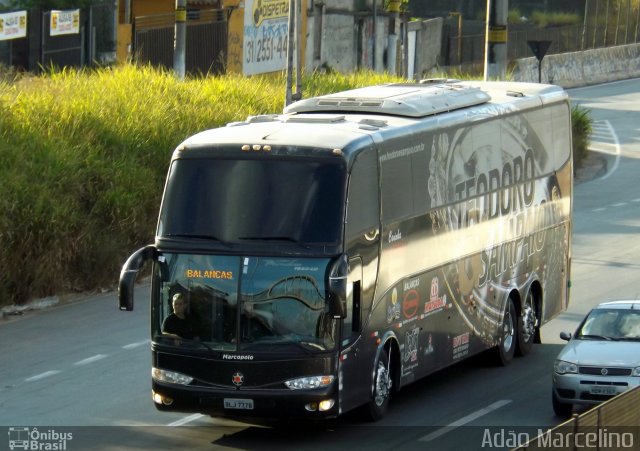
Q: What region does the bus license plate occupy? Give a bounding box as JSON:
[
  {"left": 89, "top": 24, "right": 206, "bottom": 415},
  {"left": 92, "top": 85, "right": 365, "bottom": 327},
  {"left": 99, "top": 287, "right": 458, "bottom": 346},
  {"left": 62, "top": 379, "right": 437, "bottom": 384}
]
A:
[
  {"left": 224, "top": 398, "right": 254, "bottom": 410},
  {"left": 589, "top": 386, "right": 616, "bottom": 396}
]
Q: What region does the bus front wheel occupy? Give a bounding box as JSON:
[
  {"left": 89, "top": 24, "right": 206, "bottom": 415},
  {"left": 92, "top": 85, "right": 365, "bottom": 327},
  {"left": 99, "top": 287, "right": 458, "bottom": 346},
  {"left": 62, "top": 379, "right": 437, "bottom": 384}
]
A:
[{"left": 367, "top": 347, "right": 392, "bottom": 421}]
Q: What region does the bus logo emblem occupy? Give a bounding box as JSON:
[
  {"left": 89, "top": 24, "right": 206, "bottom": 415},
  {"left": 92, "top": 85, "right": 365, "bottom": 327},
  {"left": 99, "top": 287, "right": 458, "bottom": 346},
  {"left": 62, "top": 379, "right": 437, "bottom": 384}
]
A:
[{"left": 232, "top": 372, "right": 245, "bottom": 386}]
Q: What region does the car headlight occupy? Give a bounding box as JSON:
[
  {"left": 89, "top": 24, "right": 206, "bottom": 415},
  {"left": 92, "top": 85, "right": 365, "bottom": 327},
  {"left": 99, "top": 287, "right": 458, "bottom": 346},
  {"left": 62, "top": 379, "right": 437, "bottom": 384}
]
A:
[
  {"left": 152, "top": 367, "right": 193, "bottom": 385},
  {"left": 285, "top": 375, "right": 334, "bottom": 390},
  {"left": 632, "top": 367, "right": 640, "bottom": 377},
  {"left": 554, "top": 360, "right": 578, "bottom": 374}
]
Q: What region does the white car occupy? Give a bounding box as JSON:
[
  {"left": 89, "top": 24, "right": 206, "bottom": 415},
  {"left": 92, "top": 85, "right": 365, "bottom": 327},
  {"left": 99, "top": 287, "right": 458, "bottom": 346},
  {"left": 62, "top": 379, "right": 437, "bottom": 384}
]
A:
[{"left": 552, "top": 300, "right": 640, "bottom": 417}]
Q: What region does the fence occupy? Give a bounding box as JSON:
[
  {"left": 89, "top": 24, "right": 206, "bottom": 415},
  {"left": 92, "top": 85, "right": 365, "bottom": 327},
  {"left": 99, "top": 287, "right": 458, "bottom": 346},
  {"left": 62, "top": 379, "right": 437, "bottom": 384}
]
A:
[
  {"left": 444, "top": 23, "right": 640, "bottom": 70},
  {"left": 133, "top": 9, "right": 227, "bottom": 76},
  {"left": 0, "top": 3, "right": 115, "bottom": 72},
  {"left": 514, "top": 386, "right": 640, "bottom": 450},
  {"left": 441, "top": 0, "right": 640, "bottom": 70}
]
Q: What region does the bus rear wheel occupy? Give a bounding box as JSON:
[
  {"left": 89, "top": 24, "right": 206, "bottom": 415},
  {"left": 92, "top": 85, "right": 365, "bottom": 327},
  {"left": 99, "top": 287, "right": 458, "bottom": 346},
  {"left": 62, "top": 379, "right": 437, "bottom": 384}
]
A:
[
  {"left": 367, "top": 347, "right": 392, "bottom": 421},
  {"left": 516, "top": 291, "right": 538, "bottom": 356},
  {"left": 494, "top": 298, "right": 516, "bottom": 365}
]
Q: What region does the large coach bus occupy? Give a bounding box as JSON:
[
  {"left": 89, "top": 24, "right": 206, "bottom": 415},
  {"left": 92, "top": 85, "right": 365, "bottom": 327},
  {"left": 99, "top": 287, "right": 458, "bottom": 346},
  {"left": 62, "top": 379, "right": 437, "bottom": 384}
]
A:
[{"left": 118, "top": 80, "right": 572, "bottom": 421}]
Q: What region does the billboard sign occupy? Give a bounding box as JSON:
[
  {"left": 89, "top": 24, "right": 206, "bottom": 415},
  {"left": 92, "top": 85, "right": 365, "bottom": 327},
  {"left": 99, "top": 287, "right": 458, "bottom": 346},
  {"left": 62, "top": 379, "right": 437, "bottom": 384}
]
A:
[
  {"left": 243, "top": 0, "right": 289, "bottom": 75},
  {"left": 0, "top": 10, "right": 27, "bottom": 41},
  {"left": 50, "top": 9, "right": 80, "bottom": 36}
]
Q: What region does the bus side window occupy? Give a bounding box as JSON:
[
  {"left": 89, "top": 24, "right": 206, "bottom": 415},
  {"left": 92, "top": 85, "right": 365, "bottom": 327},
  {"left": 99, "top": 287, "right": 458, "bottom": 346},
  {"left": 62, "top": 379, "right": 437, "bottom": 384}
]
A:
[
  {"left": 343, "top": 150, "right": 378, "bottom": 343},
  {"left": 345, "top": 151, "right": 379, "bottom": 241}
]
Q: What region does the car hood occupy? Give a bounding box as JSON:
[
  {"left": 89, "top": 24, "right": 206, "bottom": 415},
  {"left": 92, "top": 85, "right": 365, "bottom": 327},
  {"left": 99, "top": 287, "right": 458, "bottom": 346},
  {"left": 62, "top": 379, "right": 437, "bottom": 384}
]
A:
[{"left": 557, "top": 340, "right": 640, "bottom": 367}]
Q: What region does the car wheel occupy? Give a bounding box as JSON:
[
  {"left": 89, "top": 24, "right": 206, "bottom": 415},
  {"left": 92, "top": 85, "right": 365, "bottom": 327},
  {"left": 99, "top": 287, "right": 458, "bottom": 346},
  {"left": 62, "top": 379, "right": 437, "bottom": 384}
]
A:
[
  {"left": 367, "top": 347, "right": 392, "bottom": 421},
  {"left": 494, "top": 298, "right": 516, "bottom": 365},
  {"left": 552, "top": 390, "right": 573, "bottom": 418},
  {"left": 516, "top": 291, "right": 538, "bottom": 356}
]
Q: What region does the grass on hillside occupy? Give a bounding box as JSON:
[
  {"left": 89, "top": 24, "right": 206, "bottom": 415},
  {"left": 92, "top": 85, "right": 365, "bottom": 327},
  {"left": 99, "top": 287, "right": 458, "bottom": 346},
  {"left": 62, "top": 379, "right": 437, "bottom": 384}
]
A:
[{"left": 0, "top": 65, "right": 402, "bottom": 305}]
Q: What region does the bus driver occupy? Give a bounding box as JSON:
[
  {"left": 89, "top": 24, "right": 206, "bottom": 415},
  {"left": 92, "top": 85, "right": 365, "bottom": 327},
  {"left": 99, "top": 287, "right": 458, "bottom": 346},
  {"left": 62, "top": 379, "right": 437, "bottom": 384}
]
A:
[{"left": 162, "top": 293, "right": 195, "bottom": 339}]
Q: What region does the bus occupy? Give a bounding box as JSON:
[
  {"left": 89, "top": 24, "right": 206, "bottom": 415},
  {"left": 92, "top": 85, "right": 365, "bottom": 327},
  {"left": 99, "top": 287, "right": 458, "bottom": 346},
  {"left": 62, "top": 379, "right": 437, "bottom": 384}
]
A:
[{"left": 118, "top": 80, "right": 572, "bottom": 421}]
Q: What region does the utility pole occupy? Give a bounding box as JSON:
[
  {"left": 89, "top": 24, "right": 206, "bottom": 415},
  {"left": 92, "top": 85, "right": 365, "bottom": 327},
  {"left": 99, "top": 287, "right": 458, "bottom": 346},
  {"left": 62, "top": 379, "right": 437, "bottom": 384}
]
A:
[
  {"left": 581, "top": 0, "right": 589, "bottom": 50},
  {"left": 483, "top": 0, "right": 508, "bottom": 81},
  {"left": 449, "top": 12, "right": 462, "bottom": 66},
  {"left": 174, "top": 0, "right": 186, "bottom": 80},
  {"left": 285, "top": 0, "right": 295, "bottom": 107},
  {"left": 387, "top": 0, "right": 401, "bottom": 75},
  {"left": 295, "top": 0, "right": 302, "bottom": 100}
]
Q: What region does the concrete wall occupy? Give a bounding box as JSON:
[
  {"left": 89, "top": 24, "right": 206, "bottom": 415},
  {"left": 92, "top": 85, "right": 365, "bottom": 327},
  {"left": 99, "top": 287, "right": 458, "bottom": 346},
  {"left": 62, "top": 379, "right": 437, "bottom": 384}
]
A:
[
  {"left": 305, "top": 0, "right": 388, "bottom": 73},
  {"left": 513, "top": 43, "right": 640, "bottom": 88},
  {"left": 409, "top": 17, "right": 443, "bottom": 79}
]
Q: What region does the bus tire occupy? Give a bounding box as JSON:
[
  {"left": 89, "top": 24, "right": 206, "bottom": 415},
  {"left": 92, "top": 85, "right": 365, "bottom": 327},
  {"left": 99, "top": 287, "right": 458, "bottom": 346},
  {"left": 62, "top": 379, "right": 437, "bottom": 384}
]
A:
[
  {"left": 367, "top": 347, "right": 392, "bottom": 421},
  {"left": 494, "top": 298, "right": 516, "bottom": 365},
  {"left": 516, "top": 291, "right": 537, "bottom": 357}
]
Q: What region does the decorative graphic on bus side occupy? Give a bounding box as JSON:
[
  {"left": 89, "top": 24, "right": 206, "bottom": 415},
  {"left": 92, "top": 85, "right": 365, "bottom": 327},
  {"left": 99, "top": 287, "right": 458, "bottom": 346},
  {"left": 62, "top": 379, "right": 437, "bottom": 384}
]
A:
[
  {"left": 386, "top": 288, "right": 401, "bottom": 324},
  {"left": 424, "top": 276, "right": 448, "bottom": 316},
  {"left": 425, "top": 114, "right": 566, "bottom": 348}
]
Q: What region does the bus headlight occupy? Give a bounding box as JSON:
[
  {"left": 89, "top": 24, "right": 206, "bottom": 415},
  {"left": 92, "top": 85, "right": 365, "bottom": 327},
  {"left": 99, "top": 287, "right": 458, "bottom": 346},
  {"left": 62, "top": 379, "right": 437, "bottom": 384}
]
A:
[
  {"left": 318, "top": 399, "right": 335, "bottom": 411},
  {"left": 285, "top": 375, "right": 334, "bottom": 389},
  {"left": 152, "top": 367, "right": 193, "bottom": 385}
]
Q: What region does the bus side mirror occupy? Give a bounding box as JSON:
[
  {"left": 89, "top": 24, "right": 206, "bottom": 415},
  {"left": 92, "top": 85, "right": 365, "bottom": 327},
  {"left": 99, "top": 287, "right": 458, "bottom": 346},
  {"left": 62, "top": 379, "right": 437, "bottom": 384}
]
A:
[
  {"left": 118, "top": 245, "right": 157, "bottom": 311},
  {"left": 327, "top": 254, "right": 348, "bottom": 319}
]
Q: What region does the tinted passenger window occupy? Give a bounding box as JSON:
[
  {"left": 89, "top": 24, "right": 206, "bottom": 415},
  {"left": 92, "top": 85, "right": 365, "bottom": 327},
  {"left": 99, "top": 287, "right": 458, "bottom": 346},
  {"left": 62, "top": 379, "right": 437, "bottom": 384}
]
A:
[{"left": 346, "top": 151, "right": 379, "bottom": 239}]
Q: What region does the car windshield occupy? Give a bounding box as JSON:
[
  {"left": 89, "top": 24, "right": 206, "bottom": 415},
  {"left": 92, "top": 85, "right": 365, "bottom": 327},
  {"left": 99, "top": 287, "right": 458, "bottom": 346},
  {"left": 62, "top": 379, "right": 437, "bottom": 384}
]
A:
[{"left": 577, "top": 308, "right": 640, "bottom": 340}]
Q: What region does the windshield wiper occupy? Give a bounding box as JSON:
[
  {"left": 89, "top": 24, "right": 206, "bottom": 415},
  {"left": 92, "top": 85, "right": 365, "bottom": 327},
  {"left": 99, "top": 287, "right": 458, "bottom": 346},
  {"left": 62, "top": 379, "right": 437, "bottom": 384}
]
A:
[
  {"left": 299, "top": 340, "right": 326, "bottom": 351},
  {"left": 158, "top": 335, "right": 235, "bottom": 352},
  {"left": 241, "top": 340, "right": 318, "bottom": 355},
  {"left": 579, "top": 334, "right": 618, "bottom": 341}
]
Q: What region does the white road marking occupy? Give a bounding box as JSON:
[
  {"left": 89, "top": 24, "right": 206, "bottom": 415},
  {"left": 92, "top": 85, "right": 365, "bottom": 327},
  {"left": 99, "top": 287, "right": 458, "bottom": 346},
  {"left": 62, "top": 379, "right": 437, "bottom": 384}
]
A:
[
  {"left": 612, "top": 202, "right": 627, "bottom": 208},
  {"left": 74, "top": 354, "right": 108, "bottom": 366},
  {"left": 590, "top": 120, "right": 620, "bottom": 181},
  {"left": 25, "top": 370, "right": 61, "bottom": 382},
  {"left": 418, "top": 399, "right": 512, "bottom": 442},
  {"left": 122, "top": 339, "right": 151, "bottom": 349},
  {"left": 168, "top": 413, "right": 204, "bottom": 426}
]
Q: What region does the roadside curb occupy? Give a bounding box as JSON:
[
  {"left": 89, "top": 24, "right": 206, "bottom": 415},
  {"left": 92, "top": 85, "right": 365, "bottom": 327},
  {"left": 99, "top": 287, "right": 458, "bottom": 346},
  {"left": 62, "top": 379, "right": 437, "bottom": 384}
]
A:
[{"left": 575, "top": 150, "right": 609, "bottom": 184}]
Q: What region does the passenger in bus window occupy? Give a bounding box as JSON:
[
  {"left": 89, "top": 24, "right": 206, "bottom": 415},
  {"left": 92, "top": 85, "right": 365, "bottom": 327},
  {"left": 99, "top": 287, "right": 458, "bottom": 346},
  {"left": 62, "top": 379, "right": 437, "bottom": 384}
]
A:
[{"left": 162, "top": 293, "right": 195, "bottom": 339}]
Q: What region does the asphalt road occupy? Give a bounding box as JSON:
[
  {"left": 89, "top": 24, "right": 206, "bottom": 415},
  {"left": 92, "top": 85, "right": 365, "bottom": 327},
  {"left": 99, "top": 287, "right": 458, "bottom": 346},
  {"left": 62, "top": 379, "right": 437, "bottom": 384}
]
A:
[{"left": 1, "top": 78, "right": 640, "bottom": 451}]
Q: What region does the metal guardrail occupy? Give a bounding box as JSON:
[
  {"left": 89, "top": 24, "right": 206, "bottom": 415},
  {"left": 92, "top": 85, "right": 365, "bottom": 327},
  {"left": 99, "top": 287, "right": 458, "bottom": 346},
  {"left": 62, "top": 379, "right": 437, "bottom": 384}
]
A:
[{"left": 513, "top": 386, "right": 640, "bottom": 450}]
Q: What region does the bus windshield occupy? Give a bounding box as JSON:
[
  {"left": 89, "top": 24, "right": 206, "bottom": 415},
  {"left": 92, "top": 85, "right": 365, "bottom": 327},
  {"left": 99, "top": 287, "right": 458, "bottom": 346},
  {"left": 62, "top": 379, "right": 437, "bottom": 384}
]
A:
[
  {"left": 153, "top": 254, "right": 337, "bottom": 353},
  {"left": 157, "top": 156, "right": 346, "bottom": 245}
]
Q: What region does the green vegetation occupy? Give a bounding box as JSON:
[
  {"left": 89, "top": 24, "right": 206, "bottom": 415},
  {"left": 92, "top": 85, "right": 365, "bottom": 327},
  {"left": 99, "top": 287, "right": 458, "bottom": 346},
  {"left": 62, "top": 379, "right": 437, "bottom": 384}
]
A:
[
  {"left": 529, "top": 11, "right": 582, "bottom": 27},
  {"left": 0, "top": 65, "right": 402, "bottom": 306},
  {"left": 0, "top": 65, "right": 589, "bottom": 306},
  {"left": 507, "top": 9, "right": 582, "bottom": 27},
  {"left": 571, "top": 105, "right": 593, "bottom": 171}
]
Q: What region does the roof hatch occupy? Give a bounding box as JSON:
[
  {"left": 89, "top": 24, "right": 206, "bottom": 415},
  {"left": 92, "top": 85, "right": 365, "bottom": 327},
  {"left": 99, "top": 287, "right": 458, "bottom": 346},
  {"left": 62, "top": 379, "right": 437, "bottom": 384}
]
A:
[{"left": 284, "top": 82, "right": 491, "bottom": 118}]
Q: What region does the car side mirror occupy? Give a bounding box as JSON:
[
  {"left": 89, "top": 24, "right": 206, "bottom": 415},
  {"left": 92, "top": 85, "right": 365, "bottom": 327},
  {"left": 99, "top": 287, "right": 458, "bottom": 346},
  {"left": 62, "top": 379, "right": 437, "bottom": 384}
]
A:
[{"left": 559, "top": 331, "right": 572, "bottom": 341}]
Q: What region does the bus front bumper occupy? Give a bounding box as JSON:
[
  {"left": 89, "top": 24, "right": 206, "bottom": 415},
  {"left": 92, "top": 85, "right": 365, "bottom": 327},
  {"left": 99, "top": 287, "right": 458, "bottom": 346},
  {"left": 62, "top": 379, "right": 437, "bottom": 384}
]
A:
[{"left": 151, "top": 380, "right": 340, "bottom": 420}]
